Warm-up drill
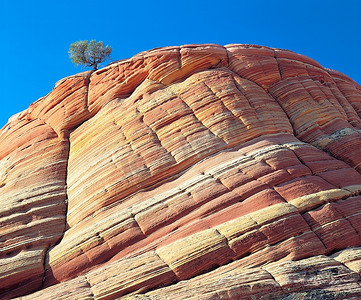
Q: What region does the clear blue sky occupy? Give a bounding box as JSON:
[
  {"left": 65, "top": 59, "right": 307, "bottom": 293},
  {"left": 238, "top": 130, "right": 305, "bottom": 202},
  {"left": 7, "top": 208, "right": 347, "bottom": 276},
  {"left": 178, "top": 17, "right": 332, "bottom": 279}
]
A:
[{"left": 1, "top": 0, "right": 360, "bottom": 128}]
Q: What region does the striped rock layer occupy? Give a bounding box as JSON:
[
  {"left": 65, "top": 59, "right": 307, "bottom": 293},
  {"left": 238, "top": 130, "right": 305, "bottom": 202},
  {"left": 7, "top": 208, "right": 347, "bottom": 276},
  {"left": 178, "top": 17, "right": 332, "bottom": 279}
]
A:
[{"left": 1, "top": 44, "right": 361, "bottom": 299}]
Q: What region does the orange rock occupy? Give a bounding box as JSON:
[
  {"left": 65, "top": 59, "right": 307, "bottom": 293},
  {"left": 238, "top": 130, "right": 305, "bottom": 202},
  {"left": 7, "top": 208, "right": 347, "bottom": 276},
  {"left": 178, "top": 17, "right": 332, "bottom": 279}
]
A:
[
  {"left": 27, "top": 72, "right": 92, "bottom": 138},
  {"left": 1, "top": 44, "right": 361, "bottom": 299},
  {"left": 0, "top": 118, "right": 67, "bottom": 298}
]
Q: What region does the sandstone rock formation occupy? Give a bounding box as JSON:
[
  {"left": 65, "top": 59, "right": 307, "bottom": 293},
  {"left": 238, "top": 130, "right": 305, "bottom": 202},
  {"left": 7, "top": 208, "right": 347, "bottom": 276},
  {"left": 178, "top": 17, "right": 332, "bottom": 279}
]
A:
[{"left": 1, "top": 44, "right": 361, "bottom": 299}]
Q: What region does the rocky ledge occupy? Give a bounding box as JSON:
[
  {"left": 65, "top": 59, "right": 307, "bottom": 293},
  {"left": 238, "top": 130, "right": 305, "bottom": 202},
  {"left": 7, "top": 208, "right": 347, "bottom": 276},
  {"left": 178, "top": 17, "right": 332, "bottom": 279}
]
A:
[{"left": 1, "top": 44, "right": 361, "bottom": 299}]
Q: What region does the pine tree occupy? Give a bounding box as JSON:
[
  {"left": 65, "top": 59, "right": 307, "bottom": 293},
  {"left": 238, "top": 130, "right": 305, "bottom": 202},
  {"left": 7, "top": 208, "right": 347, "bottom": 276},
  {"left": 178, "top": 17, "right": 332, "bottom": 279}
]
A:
[{"left": 69, "top": 40, "right": 112, "bottom": 70}]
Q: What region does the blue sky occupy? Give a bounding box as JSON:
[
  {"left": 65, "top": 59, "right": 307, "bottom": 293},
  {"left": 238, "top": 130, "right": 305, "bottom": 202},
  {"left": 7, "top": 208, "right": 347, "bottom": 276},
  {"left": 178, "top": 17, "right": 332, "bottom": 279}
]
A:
[{"left": 1, "top": 0, "right": 360, "bottom": 128}]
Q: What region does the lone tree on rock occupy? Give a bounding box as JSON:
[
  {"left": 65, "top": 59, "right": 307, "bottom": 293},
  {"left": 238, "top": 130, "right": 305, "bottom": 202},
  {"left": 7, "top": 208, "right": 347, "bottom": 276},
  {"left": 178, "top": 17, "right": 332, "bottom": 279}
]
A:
[{"left": 69, "top": 40, "right": 112, "bottom": 70}]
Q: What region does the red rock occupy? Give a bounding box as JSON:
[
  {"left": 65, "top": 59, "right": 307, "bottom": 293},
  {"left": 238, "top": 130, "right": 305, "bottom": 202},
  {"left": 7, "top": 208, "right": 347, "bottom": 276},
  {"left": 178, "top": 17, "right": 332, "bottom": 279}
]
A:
[
  {"left": 1, "top": 44, "right": 361, "bottom": 299},
  {"left": 27, "top": 72, "right": 92, "bottom": 138},
  {"left": 274, "top": 175, "right": 337, "bottom": 200}
]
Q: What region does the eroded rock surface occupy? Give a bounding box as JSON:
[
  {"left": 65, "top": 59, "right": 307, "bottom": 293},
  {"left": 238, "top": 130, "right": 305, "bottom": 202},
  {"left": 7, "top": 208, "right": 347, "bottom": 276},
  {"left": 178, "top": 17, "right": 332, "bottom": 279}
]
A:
[{"left": 1, "top": 44, "right": 361, "bottom": 299}]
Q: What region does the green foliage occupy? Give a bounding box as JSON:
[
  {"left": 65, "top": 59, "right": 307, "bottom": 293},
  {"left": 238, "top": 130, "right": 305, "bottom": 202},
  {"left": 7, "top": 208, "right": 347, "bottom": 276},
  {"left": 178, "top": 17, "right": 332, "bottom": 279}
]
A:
[{"left": 69, "top": 40, "right": 112, "bottom": 70}]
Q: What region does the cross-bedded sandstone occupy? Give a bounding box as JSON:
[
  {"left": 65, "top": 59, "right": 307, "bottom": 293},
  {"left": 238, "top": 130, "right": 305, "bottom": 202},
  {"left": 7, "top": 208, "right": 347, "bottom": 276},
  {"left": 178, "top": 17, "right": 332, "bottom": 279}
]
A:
[{"left": 1, "top": 44, "right": 361, "bottom": 299}]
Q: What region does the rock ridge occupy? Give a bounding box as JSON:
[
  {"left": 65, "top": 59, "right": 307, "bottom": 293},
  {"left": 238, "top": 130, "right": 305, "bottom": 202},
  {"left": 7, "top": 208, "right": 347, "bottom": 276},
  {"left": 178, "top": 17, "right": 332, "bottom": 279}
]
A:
[{"left": 1, "top": 43, "right": 361, "bottom": 299}]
